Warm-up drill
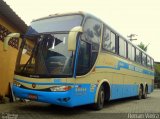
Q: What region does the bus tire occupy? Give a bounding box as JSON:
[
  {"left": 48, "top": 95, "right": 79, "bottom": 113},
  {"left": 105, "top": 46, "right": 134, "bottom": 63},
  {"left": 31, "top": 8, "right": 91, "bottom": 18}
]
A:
[
  {"left": 93, "top": 85, "right": 105, "bottom": 110},
  {"left": 142, "top": 86, "right": 148, "bottom": 99},
  {"left": 137, "top": 86, "right": 143, "bottom": 100}
]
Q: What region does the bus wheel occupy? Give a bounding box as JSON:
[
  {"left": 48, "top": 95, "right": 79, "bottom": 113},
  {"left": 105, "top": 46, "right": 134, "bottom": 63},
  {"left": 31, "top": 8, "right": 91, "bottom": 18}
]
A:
[
  {"left": 93, "top": 85, "right": 105, "bottom": 110},
  {"left": 137, "top": 86, "right": 143, "bottom": 100},
  {"left": 142, "top": 86, "right": 148, "bottom": 99}
]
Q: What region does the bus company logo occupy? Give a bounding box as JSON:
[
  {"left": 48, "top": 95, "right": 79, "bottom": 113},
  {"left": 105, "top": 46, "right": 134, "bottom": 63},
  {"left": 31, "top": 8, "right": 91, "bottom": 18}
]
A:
[{"left": 32, "top": 83, "right": 36, "bottom": 88}]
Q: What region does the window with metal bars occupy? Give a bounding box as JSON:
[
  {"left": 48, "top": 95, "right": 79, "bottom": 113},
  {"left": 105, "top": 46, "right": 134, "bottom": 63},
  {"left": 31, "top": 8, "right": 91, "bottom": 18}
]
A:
[{"left": 0, "top": 24, "right": 19, "bottom": 49}]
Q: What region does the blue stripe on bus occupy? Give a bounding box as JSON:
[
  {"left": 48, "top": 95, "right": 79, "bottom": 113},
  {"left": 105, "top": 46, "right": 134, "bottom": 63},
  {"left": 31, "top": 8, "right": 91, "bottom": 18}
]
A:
[
  {"left": 15, "top": 79, "right": 73, "bottom": 85},
  {"left": 96, "top": 61, "right": 154, "bottom": 76}
]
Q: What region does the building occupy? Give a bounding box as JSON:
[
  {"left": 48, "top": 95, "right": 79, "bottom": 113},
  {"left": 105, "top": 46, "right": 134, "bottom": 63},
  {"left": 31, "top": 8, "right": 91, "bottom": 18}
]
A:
[{"left": 0, "top": 0, "right": 27, "bottom": 98}]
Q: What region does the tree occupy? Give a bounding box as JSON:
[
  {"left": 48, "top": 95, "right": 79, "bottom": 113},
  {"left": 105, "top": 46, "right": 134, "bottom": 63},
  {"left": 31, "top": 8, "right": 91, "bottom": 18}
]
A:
[
  {"left": 155, "top": 63, "right": 160, "bottom": 78},
  {"left": 137, "top": 42, "right": 149, "bottom": 52},
  {"left": 154, "top": 63, "right": 160, "bottom": 88}
]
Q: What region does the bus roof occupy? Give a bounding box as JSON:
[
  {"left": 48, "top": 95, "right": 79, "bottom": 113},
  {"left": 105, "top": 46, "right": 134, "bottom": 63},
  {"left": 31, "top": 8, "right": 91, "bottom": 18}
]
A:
[{"left": 32, "top": 11, "right": 86, "bottom": 22}]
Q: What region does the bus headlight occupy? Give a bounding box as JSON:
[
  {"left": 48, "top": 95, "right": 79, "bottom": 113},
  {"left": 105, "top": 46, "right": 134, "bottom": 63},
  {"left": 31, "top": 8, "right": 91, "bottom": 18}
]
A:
[
  {"left": 13, "top": 80, "right": 21, "bottom": 87},
  {"left": 50, "top": 86, "right": 72, "bottom": 92}
]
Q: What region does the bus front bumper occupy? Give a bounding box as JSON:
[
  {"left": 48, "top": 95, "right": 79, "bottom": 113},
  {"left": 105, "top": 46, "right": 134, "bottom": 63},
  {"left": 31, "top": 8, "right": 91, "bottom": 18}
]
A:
[{"left": 12, "top": 85, "right": 74, "bottom": 107}]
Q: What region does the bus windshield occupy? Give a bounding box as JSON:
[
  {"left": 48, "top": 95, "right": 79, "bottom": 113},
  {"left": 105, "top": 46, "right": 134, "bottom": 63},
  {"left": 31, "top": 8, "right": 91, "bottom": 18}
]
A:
[
  {"left": 26, "top": 15, "right": 83, "bottom": 35},
  {"left": 15, "top": 14, "right": 83, "bottom": 78},
  {"left": 15, "top": 33, "right": 74, "bottom": 78}
]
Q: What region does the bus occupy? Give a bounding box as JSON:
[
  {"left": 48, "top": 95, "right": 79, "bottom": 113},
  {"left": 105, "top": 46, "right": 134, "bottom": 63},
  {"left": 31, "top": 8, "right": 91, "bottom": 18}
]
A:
[{"left": 4, "top": 12, "right": 154, "bottom": 110}]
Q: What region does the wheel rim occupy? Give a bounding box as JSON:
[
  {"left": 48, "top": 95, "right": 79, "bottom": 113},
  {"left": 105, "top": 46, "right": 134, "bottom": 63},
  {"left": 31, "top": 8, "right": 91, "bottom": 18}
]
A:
[
  {"left": 139, "top": 88, "right": 142, "bottom": 99},
  {"left": 145, "top": 88, "right": 147, "bottom": 97},
  {"left": 100, "top": 90, "right": 105, "bottom": 106}
]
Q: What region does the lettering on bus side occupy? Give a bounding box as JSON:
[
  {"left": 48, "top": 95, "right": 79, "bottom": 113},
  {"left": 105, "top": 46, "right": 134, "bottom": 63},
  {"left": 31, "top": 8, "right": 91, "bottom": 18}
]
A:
[
  {"left": 134, "top": 67, "right": 143, "bottom": 73},
  {"left": 129, "top": 65, "right": 135, "bottom": 71},
  {"left": 75, "top": 85, "right": 87, "bottom": 95}
]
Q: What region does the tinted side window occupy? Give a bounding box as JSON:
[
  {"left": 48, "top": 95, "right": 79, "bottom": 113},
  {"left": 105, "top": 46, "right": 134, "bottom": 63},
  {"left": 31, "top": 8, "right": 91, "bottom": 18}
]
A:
[
  {"left": 128, "top": 44, "right": 135, "bottom": 61},
  {"left": 136, "top": 49, "right": 141, "bottom": 64},
  {"left": 83, "top": 18, "right": 101, "bottom": 45},
  {"left": 131, "top": 46, "right": 135, "bottom": 61},
  {"left": 77, "top": 18, "right": 101, "bottom": 75},
  {"left": 142, "top": 53, "right": 147, "bottom": 66},
  {"left": 102, "top": 26, "right": 116, "bottom": 53},
  {"left": 151, "top": 59, "right": 154, "bottom": 69},
  {"left": 77, "top": 40, "right": 91, "bottom": 75},
  {"left": 102, "top": 27, "right": 110, "bottom": 51},
  {"left": 119, "top": 37, "right": 126, "bottom": 58},
  {"left": 83, "top": 18, "right": 101, "bottom": 67},
  {"left": 147, "top": 56, "right": 151, "bottom": 68},
  {"left": 111, "top": 32, "right": 116, "bottom": 53},
  {"left": 128, "top": 43, "right": 132, "bottom": 60}
]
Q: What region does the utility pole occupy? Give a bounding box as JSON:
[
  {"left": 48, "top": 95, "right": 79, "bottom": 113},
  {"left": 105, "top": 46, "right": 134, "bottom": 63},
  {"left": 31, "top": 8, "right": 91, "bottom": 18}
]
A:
[{"left": 127, "top": 34, "right": 138, "bottom": 41}]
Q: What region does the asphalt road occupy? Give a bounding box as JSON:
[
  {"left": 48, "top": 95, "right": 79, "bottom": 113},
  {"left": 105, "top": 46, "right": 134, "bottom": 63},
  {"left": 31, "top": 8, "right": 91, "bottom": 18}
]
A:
[{"left": 0, "top": 90, "right": 160, "bottom": 119}]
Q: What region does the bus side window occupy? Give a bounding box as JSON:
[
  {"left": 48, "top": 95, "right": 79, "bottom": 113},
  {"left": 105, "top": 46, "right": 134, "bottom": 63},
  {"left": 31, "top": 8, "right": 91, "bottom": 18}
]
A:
[
  {"left": 76, "top": 40, "right": 91, "bottom": 75},
  {"left": 102, "top": 25, "right": 116, "bottom": 53},
  {"left": 77, "top": 18, "right": 102, "bottom": 76},
  {"left": 151, "top": 59, "right": 154, "bottom": 69},
  {"left": 147, "top": 56, "right": 151, "bottom": 68},
  {"left": 102, "top": 27, "right": 110, "bottom": 51},
  {"left": 131, "top": 46, "right": 135, "bottom": 61},
  {"left": 119, "top": 37, "right": 126, "bottom": 58},
  {"left": 136, "top": 49, "right": 142, "bottom": 64},
  {"left": 111, "top": 32, "right": 116, "bottom": 53},
  {"left": 142, "top": 53, "right": 147, "bottom": 66},
  {"left": 128, "top": 43, "right": 132, "bottom": 60}
]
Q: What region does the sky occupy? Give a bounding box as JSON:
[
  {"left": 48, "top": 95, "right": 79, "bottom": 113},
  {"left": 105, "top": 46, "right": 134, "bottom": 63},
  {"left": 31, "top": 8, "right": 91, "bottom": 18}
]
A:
[{"left": 3, "top": 0, "right": 160, "bottom": 61}]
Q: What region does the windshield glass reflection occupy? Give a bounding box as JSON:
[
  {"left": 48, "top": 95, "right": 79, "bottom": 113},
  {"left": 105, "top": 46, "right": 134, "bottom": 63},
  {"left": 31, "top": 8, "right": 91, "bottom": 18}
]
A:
[{"left": 16, "top": 33, "right": 74, "bottom": 77}]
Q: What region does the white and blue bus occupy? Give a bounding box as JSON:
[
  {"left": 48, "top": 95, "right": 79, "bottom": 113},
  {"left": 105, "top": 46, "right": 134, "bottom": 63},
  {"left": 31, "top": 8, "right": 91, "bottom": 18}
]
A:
[{"left": 4, "top": 12, "right": 154, "bottom": 110}]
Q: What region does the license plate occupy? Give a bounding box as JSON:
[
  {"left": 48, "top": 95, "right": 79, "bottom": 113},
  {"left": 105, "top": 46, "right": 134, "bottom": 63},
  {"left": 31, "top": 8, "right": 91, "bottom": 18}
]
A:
[{"left": 28, "top": 94, "right": 38, "bottom": 100}]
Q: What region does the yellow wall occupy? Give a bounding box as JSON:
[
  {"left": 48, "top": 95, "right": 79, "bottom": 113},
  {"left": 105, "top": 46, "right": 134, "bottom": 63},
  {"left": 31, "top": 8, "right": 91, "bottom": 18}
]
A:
[{"left": 0, "top": 16, "right": 21, "bottom": 96}]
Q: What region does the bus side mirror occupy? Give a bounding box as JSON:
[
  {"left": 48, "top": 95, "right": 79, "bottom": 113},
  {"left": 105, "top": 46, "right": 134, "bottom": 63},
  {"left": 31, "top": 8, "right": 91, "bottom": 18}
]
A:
[
  {"left": 68, "top": 26, "right": 83, "bottom": 51},
  {"left": 4, "top": 33, "right": 21, "bottom": 51}
]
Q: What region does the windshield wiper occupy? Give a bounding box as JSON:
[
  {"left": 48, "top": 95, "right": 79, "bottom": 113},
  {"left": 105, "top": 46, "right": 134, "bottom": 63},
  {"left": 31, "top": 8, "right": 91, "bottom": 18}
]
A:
[
  {"left": 21, "top": 34, "right": 62, "bottom": 73},
  {"left": 21, "top": 38, "right": 39, "bottom": 73}
]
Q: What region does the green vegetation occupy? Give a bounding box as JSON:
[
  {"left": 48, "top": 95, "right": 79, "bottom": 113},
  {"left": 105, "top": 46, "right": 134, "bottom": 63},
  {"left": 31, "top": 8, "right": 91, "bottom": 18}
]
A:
[
  {"left": 155, "top": 63, "right": 160, "bottom": 80},
  {"left": 137, "top": 42, "right": 149, "bottom": 52}
]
